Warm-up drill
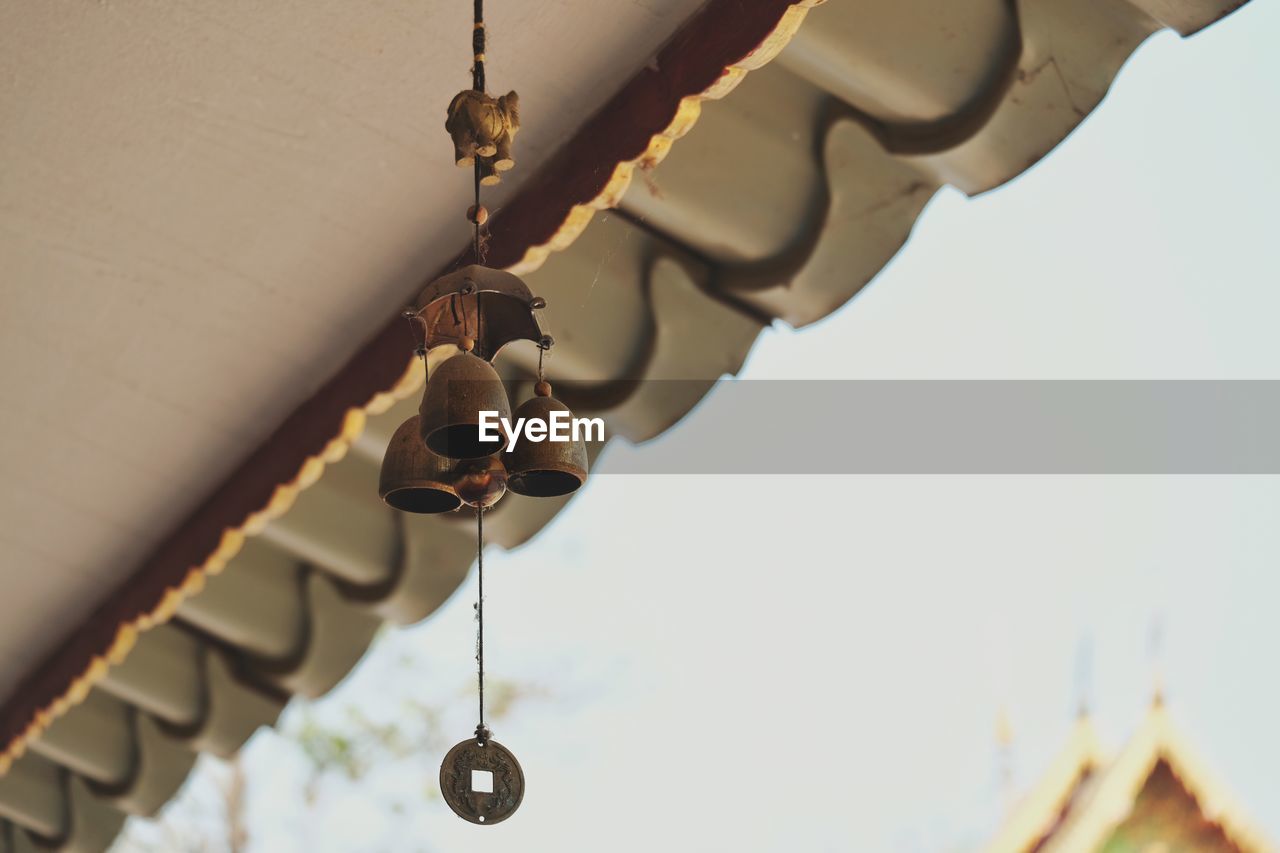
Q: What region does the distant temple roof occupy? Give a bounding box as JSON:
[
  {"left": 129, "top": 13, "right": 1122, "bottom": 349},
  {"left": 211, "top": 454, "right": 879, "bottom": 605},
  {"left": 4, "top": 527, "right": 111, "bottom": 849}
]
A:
[{"left": 986, "top": 701, "right": 1272, "bottom": 853}]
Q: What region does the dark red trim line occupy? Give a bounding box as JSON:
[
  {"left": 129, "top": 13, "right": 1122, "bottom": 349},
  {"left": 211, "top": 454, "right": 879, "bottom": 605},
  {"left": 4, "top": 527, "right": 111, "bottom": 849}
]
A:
[{"left": 0, "top": 0, "right": 805, "bottom": 756}]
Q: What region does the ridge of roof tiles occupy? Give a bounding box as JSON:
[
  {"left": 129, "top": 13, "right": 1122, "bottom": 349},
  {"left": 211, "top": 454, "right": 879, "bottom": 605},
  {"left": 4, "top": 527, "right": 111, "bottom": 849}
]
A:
[{"left": 0, "top": 0, "right": 1252, "bottom": 849}]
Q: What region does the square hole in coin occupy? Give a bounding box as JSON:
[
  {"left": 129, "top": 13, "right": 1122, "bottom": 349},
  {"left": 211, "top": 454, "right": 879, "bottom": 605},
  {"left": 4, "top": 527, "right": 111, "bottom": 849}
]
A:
[{"left": 471, "top": 769, "right": 494, "bottom": 794}]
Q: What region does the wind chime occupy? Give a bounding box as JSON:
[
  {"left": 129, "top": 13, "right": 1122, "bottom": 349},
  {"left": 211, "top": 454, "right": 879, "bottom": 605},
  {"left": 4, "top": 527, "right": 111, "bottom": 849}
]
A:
[{"left": 377, "top": 0, "right": 589, "bottom": 826}]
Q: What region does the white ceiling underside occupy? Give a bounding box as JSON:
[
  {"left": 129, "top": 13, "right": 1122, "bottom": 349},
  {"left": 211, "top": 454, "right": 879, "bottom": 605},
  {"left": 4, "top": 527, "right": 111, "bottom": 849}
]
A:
[
  {"left": 0, "top": 0, "right": 1249, "bottom": 850},
  {"left": 0, "top": 0, "right": 705, "bottom": 699}
]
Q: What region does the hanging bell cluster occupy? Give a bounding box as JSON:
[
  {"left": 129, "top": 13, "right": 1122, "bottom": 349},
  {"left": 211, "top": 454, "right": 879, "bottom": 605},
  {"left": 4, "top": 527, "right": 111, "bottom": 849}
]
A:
[{"left": 378, "top": 264, "right": 589, "bottom": 513}]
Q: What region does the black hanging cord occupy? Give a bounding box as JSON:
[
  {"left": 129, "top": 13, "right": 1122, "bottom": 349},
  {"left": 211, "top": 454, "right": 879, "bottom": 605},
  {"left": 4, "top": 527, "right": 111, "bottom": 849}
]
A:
[
  {"left": 473, "top": 165, "right": 482, "bottom": 263},
  {"left": 469, "top": 0, "right": 490, "bottom": 748},
  {"left": 471, "top": 0, "right": 485, "bottom": 264},
  {"left": 472, "top": 0, "right": 486, "bottom": 92},
  {"left": 475, "top": 506, "right": 488, "bottom": 743}
]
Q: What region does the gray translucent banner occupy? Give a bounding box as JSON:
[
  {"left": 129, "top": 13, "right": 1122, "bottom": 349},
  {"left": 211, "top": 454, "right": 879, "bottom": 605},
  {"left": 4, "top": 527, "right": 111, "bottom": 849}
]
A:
[{"left": 591, "top": 381, "right": 1280, "bottom": 474}]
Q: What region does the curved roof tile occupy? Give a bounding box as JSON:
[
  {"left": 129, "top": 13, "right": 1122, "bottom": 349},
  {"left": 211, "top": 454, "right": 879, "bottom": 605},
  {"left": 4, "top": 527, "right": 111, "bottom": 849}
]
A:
[{"left": 0, "top": 0, "right": 1252, "bottom": 848}]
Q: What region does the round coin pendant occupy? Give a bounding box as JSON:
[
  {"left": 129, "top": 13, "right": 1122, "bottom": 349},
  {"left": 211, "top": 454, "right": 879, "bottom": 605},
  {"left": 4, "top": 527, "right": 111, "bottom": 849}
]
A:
[{"left": 439, "top": 736, "right": 525, "bottom": 825}]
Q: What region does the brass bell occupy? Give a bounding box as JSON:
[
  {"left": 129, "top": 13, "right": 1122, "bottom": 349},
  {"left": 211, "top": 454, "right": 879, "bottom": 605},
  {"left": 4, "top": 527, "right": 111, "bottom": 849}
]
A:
[
  {"left": 420, "top": 352, "right": 512, "bottom": 460},
  {"left": 504, "top": 389, "right": 588, "bottom": 498},
  {"left": 379, "top": 415, "right": 462, "bottom": 514}
]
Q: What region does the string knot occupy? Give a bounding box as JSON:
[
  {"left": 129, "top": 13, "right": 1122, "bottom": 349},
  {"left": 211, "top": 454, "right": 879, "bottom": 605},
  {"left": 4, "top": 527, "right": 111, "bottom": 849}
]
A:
[{"left": 475, "top": 724, "right": 491, "bottom": 746}]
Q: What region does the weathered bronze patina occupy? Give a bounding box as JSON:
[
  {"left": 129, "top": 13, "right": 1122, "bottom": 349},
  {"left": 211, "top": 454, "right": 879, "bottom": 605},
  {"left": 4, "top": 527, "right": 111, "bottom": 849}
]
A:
[
  {"left": 377, "top": 415, "right": 463, "bottom": 514},
  {"left": 454, "top": 455, "right": 508, "bottom": 509},
  {"left": 504, "top": 389, "right": 589, "bottom": 498},
  {"left": 407, "top": 264, "right": 545, "bottom": 362},
  {"left": 445, "top": 89, "right": 519, "bottom": 183},
  {"left": 439, "top": 735, "right": 525, "bottom": 825},
  {"left": 418, "top": 351, "right": 512, "bottom": 460}
]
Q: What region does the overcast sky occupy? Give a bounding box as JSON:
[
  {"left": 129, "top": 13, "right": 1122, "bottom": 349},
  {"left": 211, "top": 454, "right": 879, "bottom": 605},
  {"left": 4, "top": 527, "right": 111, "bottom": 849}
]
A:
[{"left": 122, "top": 3, "right": 1280, "bottom": 850}]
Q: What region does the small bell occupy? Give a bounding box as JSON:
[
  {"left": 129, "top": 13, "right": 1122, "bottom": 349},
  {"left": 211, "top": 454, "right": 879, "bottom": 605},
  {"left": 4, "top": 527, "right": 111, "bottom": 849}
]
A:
[
  {"left": 504, "top": 383, "right": 588, "bottom": 498},
  {"left": 420, "top": 351, "right": 512, "bottom": 460},
  {"left": 379, "top": 416, "right": 462, "bottom": 514}
]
